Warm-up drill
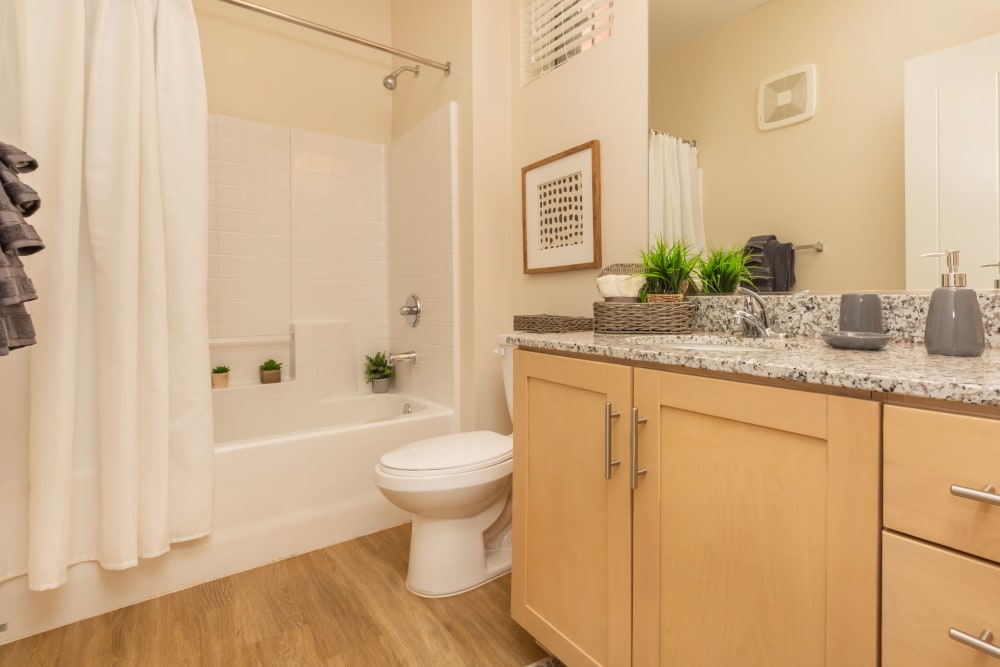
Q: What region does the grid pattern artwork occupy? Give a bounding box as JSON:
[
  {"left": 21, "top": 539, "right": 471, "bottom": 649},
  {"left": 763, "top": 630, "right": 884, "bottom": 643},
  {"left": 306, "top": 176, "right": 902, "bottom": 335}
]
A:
[{"left": 537, "top": 171, "right": 585, "bottom": 250}]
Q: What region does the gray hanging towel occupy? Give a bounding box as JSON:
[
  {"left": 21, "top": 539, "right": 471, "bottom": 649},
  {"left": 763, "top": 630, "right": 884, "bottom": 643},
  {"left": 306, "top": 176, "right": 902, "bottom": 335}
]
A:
[
  {"left": 0, "top": 250, "right": 37, "bottom": 305},
  {"left": 0, "top": 163, "right": 40, "bottom": 217},
  {"left": 0, "top": 141, "right": 38, "bottom": 174},
  {"left": 744, "top": 235, "right": 796, "bottom": 292},
  {"left": 0, "top": 184, "right": 44, "bottom": 256},
  {"left": 0, "top": 302, "right": 35, "bottom": 351}
]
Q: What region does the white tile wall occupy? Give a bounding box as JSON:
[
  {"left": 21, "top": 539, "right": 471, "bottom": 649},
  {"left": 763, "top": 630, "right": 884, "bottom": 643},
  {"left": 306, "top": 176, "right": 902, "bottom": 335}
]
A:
[
  {"left": 208, "top": 109, "right": 456, "bottom": 401},
  {"left": 208, "top": 115, "right": 391, "bottom": 393},
  {"left": 388, "top": 103, "right": 460, "bottom": 411}
]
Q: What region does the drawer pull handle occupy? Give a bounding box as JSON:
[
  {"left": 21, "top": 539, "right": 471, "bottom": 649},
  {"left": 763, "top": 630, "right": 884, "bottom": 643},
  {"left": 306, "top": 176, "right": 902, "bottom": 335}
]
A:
[
  {"left": 604, "top": 402, "right": 621, "bottom": 480},
  {"left": 950, "top": 483, "right": 1000, "bottom": 507},
  {"left": 949, "top": 628, "right": 1000, "bottom": 659}
]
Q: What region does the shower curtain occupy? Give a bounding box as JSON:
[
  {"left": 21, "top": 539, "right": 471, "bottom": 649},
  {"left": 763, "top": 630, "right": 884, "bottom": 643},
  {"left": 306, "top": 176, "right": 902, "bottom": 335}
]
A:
[
  {"left": 0, "top": 0, "right": 214, "bottom": 590},
  {"left": 648, "top": 131, "right": 705, "bottom": 250}
]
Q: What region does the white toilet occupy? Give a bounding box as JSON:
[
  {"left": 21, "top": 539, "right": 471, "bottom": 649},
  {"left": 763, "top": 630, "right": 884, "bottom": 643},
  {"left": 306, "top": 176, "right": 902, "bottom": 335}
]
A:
[{"left": 373, "top": 339, "right": 516, "bottom": 597}]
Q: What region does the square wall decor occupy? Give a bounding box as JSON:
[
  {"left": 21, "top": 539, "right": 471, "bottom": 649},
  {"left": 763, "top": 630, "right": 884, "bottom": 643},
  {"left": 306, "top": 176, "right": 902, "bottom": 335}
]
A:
[{"left": 521, "top": 140, "right": 602, "bottom": 274}]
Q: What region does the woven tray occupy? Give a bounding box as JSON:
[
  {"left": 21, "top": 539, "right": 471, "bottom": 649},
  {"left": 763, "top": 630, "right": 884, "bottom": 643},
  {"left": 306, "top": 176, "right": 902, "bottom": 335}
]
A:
[
  {"left": 513, "top": 314, "right": 594, "bottom": 333},
  {"left": 592, "top": 300, "right": 694, "bottom": 334}
]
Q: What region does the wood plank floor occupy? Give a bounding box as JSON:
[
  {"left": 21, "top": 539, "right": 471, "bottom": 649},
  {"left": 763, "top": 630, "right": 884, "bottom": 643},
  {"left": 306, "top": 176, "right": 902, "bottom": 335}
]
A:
[{"left": 0, "top": 523, "right": 548, "bottom": 666}]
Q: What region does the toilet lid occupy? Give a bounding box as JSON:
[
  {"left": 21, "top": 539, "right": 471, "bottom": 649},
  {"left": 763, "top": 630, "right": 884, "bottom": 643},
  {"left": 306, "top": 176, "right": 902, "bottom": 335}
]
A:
[{"left": 379, "top": 431, "right": 512, "bottom": 476}]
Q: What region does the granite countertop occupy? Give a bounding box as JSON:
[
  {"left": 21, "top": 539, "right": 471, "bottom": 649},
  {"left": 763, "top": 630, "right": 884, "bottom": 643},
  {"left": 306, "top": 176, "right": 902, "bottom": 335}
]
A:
[{"left": 504, "top": 331, "right": 1000, "bottom": 407}]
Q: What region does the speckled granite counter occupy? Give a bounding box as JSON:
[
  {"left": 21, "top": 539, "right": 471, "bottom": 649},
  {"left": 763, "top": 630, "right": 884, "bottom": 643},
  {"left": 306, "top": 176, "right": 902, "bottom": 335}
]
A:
[{"left": 504, "top": 331, "right": 1000, "bottom": 408}]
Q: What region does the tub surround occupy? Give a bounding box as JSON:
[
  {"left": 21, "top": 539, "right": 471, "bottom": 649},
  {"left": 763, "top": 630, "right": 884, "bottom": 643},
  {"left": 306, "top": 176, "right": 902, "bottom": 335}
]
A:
[{"left": 505, "top": 291, "right": 1000, "bottom": 407}]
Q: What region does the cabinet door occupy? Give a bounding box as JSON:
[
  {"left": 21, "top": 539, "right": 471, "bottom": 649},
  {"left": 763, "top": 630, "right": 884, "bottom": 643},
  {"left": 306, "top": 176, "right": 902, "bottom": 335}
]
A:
[
  {"left": 632, "top": 370, "right": 880, "bottom": 667},
  {"left": 512, "top": 350, "right": 632, "bottom": 667}
]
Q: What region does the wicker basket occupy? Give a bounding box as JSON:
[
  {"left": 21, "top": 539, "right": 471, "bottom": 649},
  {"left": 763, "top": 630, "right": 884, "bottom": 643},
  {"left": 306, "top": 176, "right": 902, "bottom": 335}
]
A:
[
  {"left": 645, "top": 293, "right": 685, "bottom": 303},
  {"left": 592, "top": 300, "right": 694, "bottom": 334},
  {"left": 513, "top": 314, "right": 594, "bottom": 333}
]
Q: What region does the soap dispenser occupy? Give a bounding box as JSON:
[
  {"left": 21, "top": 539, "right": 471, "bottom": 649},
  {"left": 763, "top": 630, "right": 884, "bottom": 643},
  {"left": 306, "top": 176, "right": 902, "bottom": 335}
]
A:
[{"left": 921, "top": 250, "right": 984, "bottom": 357}]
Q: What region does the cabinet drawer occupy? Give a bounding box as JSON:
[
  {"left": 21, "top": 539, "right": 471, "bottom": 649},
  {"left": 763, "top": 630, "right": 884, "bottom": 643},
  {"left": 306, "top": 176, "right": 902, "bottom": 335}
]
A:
[
  {"left": 884, "top": 532, "right": 1000, "bottom": 666},
  {"left": 884, "top": 405, "right": 1000, "bottom": 562}
]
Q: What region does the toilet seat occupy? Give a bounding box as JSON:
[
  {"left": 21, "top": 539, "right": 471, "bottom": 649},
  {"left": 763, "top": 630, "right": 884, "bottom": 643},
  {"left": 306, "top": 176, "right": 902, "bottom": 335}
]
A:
[{"left": 379, "top": 431, "right": 512, "bottom": 477}]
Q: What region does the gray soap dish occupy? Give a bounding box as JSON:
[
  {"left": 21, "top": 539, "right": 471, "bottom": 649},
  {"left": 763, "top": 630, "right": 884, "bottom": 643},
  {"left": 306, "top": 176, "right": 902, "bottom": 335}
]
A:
[{"left": 821, "top": 331, "right": 891, "bottom": 351}]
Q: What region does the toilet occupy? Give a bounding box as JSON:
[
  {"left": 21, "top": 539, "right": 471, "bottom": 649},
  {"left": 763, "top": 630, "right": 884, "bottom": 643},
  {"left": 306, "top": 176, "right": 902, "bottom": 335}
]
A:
[{"left": 373, "top": 339, "right": 516, "bottom": 597}]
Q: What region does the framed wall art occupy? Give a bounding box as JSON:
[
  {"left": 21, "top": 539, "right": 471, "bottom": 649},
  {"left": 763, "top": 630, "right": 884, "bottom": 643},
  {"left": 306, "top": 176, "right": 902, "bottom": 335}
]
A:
[{"left": 521, "top": 140, "right": 602, "bottom": 274}]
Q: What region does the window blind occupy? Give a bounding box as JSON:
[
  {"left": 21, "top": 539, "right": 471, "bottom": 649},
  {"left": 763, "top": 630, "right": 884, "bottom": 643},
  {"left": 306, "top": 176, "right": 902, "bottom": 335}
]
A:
[{"left": 521, "top": 0, "right": 614, "bottom": 85}]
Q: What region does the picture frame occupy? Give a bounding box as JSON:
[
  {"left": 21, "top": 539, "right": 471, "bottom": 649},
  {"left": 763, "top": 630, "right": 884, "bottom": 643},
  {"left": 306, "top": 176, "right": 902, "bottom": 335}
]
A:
[{"left": 521, "top": 140, "right": 602, "bottom": 274}]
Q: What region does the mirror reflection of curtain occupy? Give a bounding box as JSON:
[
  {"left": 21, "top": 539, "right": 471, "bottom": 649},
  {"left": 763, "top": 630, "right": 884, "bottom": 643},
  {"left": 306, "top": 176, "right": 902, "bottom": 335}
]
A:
[{"left": 648, "top": 131, "right": 705, "bottom": 250}]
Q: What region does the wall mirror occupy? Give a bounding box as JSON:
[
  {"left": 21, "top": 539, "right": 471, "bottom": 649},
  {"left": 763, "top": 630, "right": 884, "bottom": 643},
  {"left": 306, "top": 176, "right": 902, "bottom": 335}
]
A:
[{"left": 648, "top": 0, "right": 1000, "bottom": 292}]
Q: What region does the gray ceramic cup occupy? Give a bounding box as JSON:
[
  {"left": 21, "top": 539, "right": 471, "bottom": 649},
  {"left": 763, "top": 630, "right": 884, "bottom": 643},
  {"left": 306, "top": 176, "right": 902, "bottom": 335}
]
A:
[{"left": 839, "top": 293, "right": 883, "bottom": 333}]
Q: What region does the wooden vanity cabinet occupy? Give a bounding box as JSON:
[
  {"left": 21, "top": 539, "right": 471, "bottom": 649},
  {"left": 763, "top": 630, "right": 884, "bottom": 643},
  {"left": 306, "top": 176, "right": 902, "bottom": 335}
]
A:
[
  {"left": 511, "top": 350, "right": 633, "bottom": 666},
  {"left": 512, "top": 350, "right": 881, "bottom": 667},
  {"left": 883, "top": 405, "right": 1000, "bottom": 665},
  {"left": 632, "top": 369, "right": 880, "bottom": 667}
]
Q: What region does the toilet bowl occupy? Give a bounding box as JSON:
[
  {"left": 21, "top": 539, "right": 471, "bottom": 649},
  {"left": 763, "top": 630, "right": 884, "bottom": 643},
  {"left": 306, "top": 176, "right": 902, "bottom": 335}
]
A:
[{"left": 373, "top": 338, "right": 516, "bottom": 597}]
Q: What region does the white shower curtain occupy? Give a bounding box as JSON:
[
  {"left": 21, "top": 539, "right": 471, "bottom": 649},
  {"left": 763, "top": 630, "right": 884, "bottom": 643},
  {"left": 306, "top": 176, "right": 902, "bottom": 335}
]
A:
[
  {"left": 0, "top": 0, "right": 214, "bottom": 590},
  {"left": 648, "top": 131, "right": 705, "bottom": 250}
]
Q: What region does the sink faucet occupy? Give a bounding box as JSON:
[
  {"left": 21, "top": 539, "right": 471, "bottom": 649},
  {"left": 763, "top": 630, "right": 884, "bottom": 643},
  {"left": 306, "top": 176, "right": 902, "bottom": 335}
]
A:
[
  {"left": 388, "top": 350, "right": 416, "bottom": 366},
  {"left": 735, "top": 286, "right": 789, "bottom": 339}
]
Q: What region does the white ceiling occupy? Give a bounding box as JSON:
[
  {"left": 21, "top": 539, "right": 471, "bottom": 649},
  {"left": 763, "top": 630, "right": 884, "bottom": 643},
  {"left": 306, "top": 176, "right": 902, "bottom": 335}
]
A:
[{"left": 649, "top": 0, "right": 771, "bottom": 63}]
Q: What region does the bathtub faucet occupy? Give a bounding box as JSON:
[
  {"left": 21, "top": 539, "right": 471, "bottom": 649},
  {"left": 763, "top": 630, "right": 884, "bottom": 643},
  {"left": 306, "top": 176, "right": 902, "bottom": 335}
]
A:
[{"left": 388, "top": 350, "right": 417, "bottom": 366}]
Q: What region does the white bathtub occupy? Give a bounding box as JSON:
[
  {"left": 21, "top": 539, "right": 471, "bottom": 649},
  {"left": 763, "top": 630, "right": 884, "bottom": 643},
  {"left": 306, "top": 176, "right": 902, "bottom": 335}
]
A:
[
  {"left": 1, "top": 390, "right": 455, "bottom": 646},
  {"left": 210, "top": 390, "right": 455, "bottom": 573}
]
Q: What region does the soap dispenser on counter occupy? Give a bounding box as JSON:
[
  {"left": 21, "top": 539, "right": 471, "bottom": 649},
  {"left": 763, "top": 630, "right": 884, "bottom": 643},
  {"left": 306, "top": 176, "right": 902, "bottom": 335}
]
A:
[{"left": 921, "top": 250, "right": 984, "bottom": 357}]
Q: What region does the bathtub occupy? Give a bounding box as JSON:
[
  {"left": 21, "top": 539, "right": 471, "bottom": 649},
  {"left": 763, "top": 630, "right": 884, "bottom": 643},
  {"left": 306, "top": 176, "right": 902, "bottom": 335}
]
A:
[
  {"left": 1, "top": 390, "right": 455, "bottom": 646},
  {"left": 210, "top": 389, "right": 455, "bottom": 573}
]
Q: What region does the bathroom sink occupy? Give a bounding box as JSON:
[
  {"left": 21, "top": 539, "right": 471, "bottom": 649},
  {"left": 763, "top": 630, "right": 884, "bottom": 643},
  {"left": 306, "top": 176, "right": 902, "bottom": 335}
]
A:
[
  {"left": 659, "top": 342, "right": 762, "bottom": 353},
  {"left": 618, "top": 334, "right": 791, "bottom": 353}
]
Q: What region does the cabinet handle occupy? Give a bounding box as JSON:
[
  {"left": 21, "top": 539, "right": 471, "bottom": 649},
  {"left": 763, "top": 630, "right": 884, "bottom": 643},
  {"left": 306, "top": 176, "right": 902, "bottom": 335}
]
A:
[
  {"left": 604, "top": 402, "right": 621, "bottom": 480},
  {"left": 630, "top": 407, "right": 648, "bottom": 490},
  {"left": 949, "top": 628, "right": 1000, "bottom": 660},
  {"left": 950, "top": 484, "right": 1000, "bottom": 507}
]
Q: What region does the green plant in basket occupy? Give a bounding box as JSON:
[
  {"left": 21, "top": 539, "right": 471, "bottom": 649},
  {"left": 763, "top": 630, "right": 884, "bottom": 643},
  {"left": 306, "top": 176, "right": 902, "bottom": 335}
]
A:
[
  {"left": 364, "top": 351, "right": 395, "bottom": 383},
  {"left": 212, "top": 365, "right": 230, "bottom": 374},
  {"left": 259, "top": 359, "right": 282, "bottom": 371},
  {"left": 638, "top": 237, "right": 699, "bottom": 298},
  {"left": 696, "top": 245, "right": 755, "bottom": 294}
]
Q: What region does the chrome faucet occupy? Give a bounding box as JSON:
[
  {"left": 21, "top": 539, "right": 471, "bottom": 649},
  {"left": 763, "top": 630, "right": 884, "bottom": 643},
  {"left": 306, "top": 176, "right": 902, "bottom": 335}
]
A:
[
  {"left": 735, "top": 286, "right": 789, "bottom": 339},
  {"left": 388, "top": 350, "right": 417, "bottom": 366}
]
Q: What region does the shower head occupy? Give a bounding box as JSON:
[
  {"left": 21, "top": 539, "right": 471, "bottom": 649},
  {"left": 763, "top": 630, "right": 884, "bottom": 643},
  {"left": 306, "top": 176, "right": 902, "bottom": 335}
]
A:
[{"left": 382, "top": 65, "right": 420, "bottom": 90}]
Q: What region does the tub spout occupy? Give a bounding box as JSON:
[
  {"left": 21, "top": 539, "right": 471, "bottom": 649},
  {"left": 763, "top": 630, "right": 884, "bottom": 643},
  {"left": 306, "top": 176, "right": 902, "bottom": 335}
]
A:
[{"left": 389, "top": 350, "right": 416, "bottom": 366}]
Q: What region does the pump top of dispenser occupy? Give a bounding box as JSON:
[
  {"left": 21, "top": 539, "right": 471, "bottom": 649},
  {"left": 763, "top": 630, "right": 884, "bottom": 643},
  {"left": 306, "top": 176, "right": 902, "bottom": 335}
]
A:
[{"left": 921, "top": 250, "right": 967, "bottom": 287}]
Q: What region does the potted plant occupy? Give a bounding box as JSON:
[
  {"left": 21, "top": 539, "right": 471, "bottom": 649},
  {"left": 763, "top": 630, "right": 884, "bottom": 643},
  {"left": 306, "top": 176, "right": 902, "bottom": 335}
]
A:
[
  {"left": 365, "top": 351, "right": 395, "bottom": 394},
  {"left": 638, "top": 237, "right": 699, "bottom": 301},
  {"left": 696, "top": 245, "right": 755, "bottom": 294},
  {"left": 259, "top": 358, "right": 282, "bottom": 384},
  {"left": 211, "top": 365, "right": 230, "bottom": 389}
]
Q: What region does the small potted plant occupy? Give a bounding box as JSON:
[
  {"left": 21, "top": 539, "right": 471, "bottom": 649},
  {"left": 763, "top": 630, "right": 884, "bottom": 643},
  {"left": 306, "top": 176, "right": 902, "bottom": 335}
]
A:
[
  {"left": 259, "top": 358, "right": 282, "bottom": 384},
  {"left": 212, "top": 365, "right": 230, "bottom": 389},
  {"left": 365, "top": 351, "right": 394, "bottom": 394},
  {"left": 696, "top": 245, "right": 755, "bottom": 294},
  {"left": 638, "top": 237, "right": 699, "bottom": 302}
]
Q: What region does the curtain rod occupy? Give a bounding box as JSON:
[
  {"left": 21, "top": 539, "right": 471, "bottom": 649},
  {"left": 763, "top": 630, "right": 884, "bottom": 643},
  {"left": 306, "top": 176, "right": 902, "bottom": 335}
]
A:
[
  {"left": 650, "top": 129, "right": 696, "bottom": 148},
  {"left": 217, "top": 0, "right": 452, "bottom": 75}
]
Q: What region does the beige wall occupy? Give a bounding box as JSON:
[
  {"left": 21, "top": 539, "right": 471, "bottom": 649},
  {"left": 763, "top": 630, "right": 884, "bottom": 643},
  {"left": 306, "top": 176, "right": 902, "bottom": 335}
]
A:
[
  {"left": 509, "top": 1, "right": 650, "bottom": 316},
  {"left": 469, "top": 2, "right": 514, "bottom": 434},
  {"left": 194, "top": 0, "right": 392, "bottom": 143},
  {"left": 650, "top": 0, "right": 1000, "bottom": 292}
]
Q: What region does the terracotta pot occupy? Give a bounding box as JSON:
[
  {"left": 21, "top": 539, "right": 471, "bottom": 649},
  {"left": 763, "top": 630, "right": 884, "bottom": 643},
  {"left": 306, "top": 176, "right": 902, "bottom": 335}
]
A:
[
  {"left": 371, "top": 377, "right": 390, "bottom": 393},
  {"left": 211, "top": 372, "right": 229, "bottom": 389},
  {"left": 260, "top": 369, "right": 281, "bottom": 384}
]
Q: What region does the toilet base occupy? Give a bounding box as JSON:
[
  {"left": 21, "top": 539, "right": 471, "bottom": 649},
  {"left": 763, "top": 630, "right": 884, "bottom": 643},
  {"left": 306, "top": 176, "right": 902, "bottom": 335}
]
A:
[{"left": 404, "top": 491, "right": 512, "bottom": 597}]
